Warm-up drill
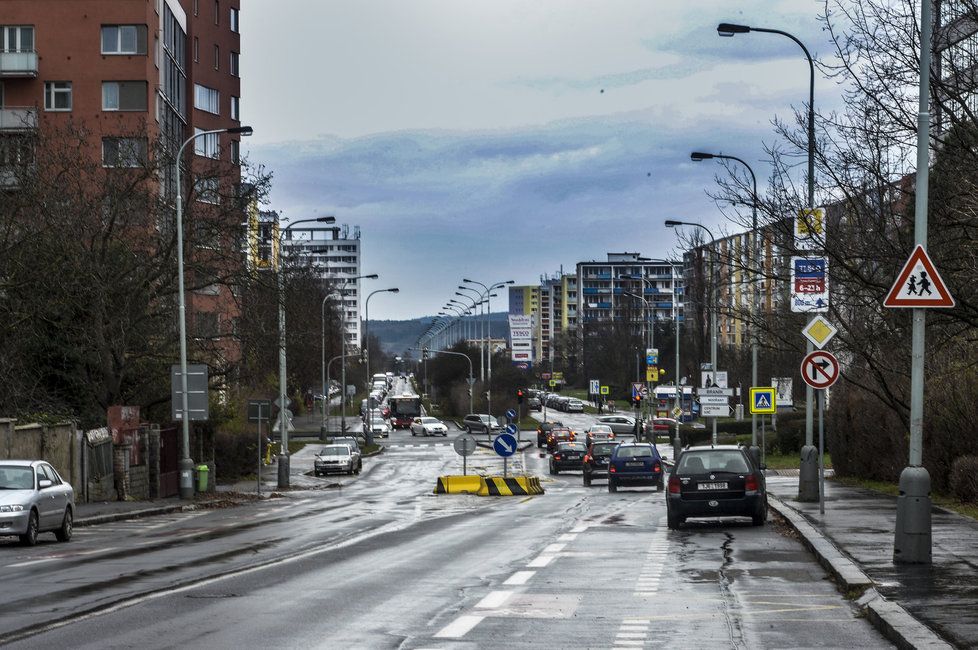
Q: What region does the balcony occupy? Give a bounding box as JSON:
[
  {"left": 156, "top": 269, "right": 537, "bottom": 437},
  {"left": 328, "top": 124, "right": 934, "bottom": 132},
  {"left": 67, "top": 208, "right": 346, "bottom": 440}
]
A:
[
  {"left": 0, "top": 107, "right": 38, "bottom": 131},
  {"left": 0, "top": 51, "right": 39, "bottom": 77}
]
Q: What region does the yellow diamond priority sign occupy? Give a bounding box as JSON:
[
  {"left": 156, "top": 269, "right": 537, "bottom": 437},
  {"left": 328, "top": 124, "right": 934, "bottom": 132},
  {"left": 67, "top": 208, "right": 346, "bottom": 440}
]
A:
[
  {"left": 749, "top": 387, "right": 777, "bottom": 415},
  {"left": 802, "top": 315, "right": 838, "bottom": 349}
]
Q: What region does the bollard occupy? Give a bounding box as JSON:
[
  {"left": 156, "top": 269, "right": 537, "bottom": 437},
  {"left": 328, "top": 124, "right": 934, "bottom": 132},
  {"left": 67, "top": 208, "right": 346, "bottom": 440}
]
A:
[
  {"left": 798, "top": 445, "right": 819, "bottom": 502},
  {"left": 894, "top": 466, "right": 932, "bottom": 563}
]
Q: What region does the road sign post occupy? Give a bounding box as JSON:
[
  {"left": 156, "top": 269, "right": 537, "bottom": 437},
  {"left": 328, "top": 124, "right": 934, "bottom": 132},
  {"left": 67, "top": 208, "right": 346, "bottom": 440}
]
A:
[
  {"left": 493, "top": 432, "right": 518, "bottom": 478},
  {"left": 800, "top": 350, "right": 840, "bottom": 514},
  {"left": 248, "top": 400, "right": 271, "bottom": 497},
  {"left": 453, "top": 433, "right": 476, "bottom": 476}
]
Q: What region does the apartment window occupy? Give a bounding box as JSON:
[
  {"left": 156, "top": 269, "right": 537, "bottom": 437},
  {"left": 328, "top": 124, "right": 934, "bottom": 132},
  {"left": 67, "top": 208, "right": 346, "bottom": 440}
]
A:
[
  {"left": 229, "top": 51, "right": 239, "bottom": 77},
  {"left": 43, "top": 81, "right": 72, "bottom": 111},
  {"left": 102, "top": 81, "right": 148, "bottom": 111},
  {"left": 1, "top": 26, "right": 34, "bottom": 52},
  {"left": 230, "top": 95, "right": 239, "bottom": 120},
  {"left": 102, "top": 137, "right": 148, "bottom": 167},
  {"left": 230, "top": 139, "right": 240, "bottom": 165},
  {"left": 213, "top": 44, "right": 220, "bottom": 70},
  {"left": 101, "top": 25, "right": 147, "bottom": 55},
  {"left": 195, "top": 177, "right": 219, "bottom": 204},
  {"left": 193, "top": 83, "right": 219, "bottom": 114},
  {"left": 193, "top": 37, "right": 199, "bottom": 62},
  {"left": 230, "top": 7, "right": 239, "bottom": 33},
  {"left": 194, "top": 127, "right": 220, "bottom": 158}
]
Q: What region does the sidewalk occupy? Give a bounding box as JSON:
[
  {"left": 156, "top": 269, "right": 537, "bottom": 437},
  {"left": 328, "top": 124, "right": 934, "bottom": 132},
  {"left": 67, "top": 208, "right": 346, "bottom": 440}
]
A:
[
  {"left": 767, "top": 476, "right": 974, "bottom": 648},
  {"left": 75, "top": 497, "right": 187, "bottom": 526}
]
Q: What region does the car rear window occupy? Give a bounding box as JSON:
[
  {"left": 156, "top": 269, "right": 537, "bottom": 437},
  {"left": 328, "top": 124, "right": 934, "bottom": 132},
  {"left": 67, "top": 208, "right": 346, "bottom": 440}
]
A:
[
  {"left": 320, "top": 445, "right": 350, "bottom": 456},
  {"left": 678, "top": 450, "right": 750, "bottom": 474},
  {"left": 559, "top": 442, "right": 587, "bottom": 452},
  {"left": 592, "top": 443, "right": 618, "bottom": 454},
  {"left": 615, "top": 446, "right": 654, "bottom": 458}
]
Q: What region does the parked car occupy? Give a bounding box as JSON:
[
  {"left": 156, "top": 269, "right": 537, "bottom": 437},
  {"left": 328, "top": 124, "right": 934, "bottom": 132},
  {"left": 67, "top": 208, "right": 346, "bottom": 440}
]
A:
[
  {"left": 556, "top": 396, "right": 571, "bottom": 411},
  {"left": 667, "top": 445, "right": 767, "bottom": 529},
  {"left": 549, "top": 441, "right": 587, "bottom": 474},
  {"left": 583, "top": 441, "right": 621, "bottom": 486},
  {"left": 0, "top": 460, "right": 74, "bottom": 546},
  {"left": 596, "top": 415, "right": 638, "bottom": 436},
  {"left": 584, "top": 424, "right": 616, "bottom": 447},
  {"left": 328, "top": 436, "right": 361, "bottom": 454},
  {"left": 527, "top": 397, "right": 542, "bottom": 411},
  {"left": 462, "top": 414, "right": 501, "bottom": 435},
  {"left": 314, "top": 444, "right": 362, "bottom": 476},
  {"left": 565, "top": 398, "right": 585, "bottom": 413},
  {"left": 364, "top": 417, "right": 391, "bottom": 438},
  {"left": 607, "top": 443, "right": 664, "bottom": 493},
  {"left": 650, "top": 418, "right": 678, "bottom": 434},
  {"left": 546, "top": 427, "right": 576, "bottom": 454},
  {"left": 410, "top": 416, "right": 448, "bottom": 437},
  {"left": 536, "top": 420, "right": 564, "bottom": 447}
]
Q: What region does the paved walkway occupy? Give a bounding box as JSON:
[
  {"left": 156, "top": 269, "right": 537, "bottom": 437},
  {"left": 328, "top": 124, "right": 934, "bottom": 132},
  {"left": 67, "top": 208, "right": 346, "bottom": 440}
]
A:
[{"left": 767, "top": 475, "right": 975, "bottom": 648}]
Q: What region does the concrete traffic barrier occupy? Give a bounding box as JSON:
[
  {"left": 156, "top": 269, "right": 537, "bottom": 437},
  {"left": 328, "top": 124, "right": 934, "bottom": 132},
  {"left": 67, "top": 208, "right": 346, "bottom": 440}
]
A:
[
  {"left": 478, "top": 476, "right": 545, "bottom": 496},
  {"left": 434, "top": 475, "right": 483, "bottom": 494}
]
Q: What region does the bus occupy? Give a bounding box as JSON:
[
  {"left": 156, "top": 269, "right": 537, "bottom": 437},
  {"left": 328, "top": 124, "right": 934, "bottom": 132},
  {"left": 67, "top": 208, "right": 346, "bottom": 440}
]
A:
[{"left": 389, "top": 393, "right": 422, "bottom": 429}]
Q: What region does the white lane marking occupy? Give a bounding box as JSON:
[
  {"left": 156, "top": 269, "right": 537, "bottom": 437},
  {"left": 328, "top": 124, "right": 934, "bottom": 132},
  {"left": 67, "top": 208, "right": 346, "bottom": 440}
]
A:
[
  {"left": 617, "top": 632, "right": 648, "bottom": 638},
  {"left": 542, "top": 543, "right": 566, "bottom": 554},
  {"left": 7, "top": 547, "right": 118, "bottom": 568},
  {"left": 434, "top": 615, "right": 485, "bottom": 639},
  {"left": 527, "top": 554, "right": 554, "bottom": 568},
  {"left": 570, "top": 523, "right": 589, "bottom": 533},
  {"left": 613, "top": 641, "right": 645, "bottom": 647},
  {"left": 557, "top": 533, "right": 577, "bottom": 542},
  {"left": 475, "top": 590, "right": 513, "bottom": 609},
  {"left": 503, "top": 571, "right": 535, "bottom": 586},
  {"left": 623, "top": 619, "right": 651, "bottom": 625},
  {"left": 620, "top": 626, "right": 648, "bottom": 632}
]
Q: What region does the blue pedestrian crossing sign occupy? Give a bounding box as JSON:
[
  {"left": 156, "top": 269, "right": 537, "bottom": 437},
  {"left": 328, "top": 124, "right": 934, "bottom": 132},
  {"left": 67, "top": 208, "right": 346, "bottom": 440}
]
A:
[
  {"left": 493, "top": 433, "right": 518, "bottom": 457},
  {"left": 749, "top": 387, "right": 777, "bottom": 415}
]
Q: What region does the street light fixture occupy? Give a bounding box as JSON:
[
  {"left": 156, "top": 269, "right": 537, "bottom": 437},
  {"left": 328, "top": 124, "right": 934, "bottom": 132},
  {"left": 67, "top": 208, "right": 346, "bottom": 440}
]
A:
[
  {"left": 273, "top": 215, "right": 335, "bottom": 487},
  {"left": 717, "top": 20, "right": 819, "bottom": 501},
  {"left": 665, "top": 220, "right": 719, "bottom": 445},
  {"left": 174, "top": 125, "right": 252, "bottom": 500},
  {"left": 691, "top": 150, "right": 761, "bottom": 459}
]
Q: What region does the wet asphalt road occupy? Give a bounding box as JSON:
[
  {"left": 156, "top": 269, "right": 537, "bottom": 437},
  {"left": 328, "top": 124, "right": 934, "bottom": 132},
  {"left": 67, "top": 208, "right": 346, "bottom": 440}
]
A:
[{"left": 0, "top": 413, "right": 891, "bottom": 648}]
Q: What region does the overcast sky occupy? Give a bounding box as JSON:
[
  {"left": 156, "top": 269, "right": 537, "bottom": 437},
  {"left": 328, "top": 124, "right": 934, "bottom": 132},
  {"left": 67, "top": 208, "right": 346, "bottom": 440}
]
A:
[{"left": 241, "top": 0, "right": 844, "bottom": 320}]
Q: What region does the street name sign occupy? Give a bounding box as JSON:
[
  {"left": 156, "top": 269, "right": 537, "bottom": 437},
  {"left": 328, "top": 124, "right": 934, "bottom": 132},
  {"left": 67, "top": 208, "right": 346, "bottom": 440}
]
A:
[
  {"left": 801, "top": 350, "right": 840, "bottom": 390},
  {"left": 883, "top": 245, "right": 955, "bottom": 308},
  {"left": 698, "top": 395, "right": 729, "bottom": 406},
  {"left": 492, "top": 433, "right": 518, "bottom": 458},
  {"left": 701, "top": 404, "right": 731, "bottom": 417}
]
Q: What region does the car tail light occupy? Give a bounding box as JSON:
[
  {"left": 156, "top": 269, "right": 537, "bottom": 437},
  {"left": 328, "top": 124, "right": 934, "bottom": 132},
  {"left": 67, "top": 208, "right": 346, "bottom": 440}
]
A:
[
  {"left": 569, "top": 433, "right": 576, "bottom": 440},
  {"left": 745, "top": 474, "right": 759, "bottom": 491},
  {"left": 653, "top": 462, "right": 661, "bottom": 473},
  {"left": 669, "top": 476, "right": 680, "bottom": 493},
  {"left": 609, "top": 466, "right": 616, "bottom": 473}
]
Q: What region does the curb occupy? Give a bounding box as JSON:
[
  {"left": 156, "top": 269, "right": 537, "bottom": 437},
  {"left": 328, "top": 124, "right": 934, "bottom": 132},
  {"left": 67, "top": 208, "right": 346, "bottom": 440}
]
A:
[
  {"left": 75, "top": 503, "right": 189, "bottom": 527},
  {"left": 361, "top": 446, "right": 385, "bottom": 458},
  {"left": 768, "top": 494, "right": 951, "bottom": 649}
]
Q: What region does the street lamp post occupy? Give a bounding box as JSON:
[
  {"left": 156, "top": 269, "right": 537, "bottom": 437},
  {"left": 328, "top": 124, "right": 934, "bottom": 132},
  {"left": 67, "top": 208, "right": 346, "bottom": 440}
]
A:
[
  {"left": 691, "top": 151, "right": 761, "bottom": 462},
  {"left": 363, "top": 287, "right": 398, "bottom": 446},
  {"left": 718, "top": 20, "right": 818, "bottom": 500},
  {"left": 411, "top": 347, "right": 475, "bottom": 415},
  {"left": 666, "top": 220, "right": 718, "bottom": 445},
  {"left": 624, "top": 290, "right": 653, "bottom": 434},
  {"left": 321, "top": 292, "right": 338, "bottom": 440},
  {"left": 457, "top": 286, "right": 484, "bottom": 380},
  {"left": 463, "top": 279, "right": 514, "bottom": 417},
  {"left": 174, "top": 125, "right": 252, "bottom": 500},
  {"left": 275, "top": 215, "right": 335, "bottom": 488}
]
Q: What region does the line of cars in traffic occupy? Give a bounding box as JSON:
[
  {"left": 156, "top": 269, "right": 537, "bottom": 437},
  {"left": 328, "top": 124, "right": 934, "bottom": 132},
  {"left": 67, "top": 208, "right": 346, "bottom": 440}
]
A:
[
  {"left": 535, "top": 417, "right": 769, "bottom": 528},
  {"left": 528, "top": 390, "right": 585, "bottom": 413}
]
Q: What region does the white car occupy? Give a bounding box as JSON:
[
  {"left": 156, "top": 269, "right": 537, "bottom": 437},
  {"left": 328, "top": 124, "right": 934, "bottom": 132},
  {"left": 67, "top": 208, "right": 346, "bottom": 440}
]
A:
[
  {"left": 596, "top": 415, "right": 638, "bottom": 435},
  {"left": 364, "top": 417, "right": 391, "bottom": 438},
  {"left": 565, "top": 399, "right": 585, "bottom": 412},
  {"left": 0, "top": 460, "right": 74, "bottom": 546},
  {"left": 410, "top": 416, "right": 448, "bottom": 437}
]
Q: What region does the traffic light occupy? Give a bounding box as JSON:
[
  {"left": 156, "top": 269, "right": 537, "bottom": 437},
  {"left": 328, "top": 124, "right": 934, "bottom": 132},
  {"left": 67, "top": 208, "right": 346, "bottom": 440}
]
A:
[
  {"left": 516, "top": 388, "right": 524, "bottom": 404},
  {"left": 633, "top": 393, "right": 642, "bottom": 408}
]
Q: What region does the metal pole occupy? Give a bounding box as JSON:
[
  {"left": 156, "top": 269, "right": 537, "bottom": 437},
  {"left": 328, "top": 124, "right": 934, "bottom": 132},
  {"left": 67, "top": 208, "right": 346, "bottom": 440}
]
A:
[
  {"left": 895, "top": 0, "right": 932, "bottom": 564},
  {"left": 710, "top": 237, "right": 718, "bottom": 446},
  {"left": 321, "top": 294, "right": 330, "bottom": 440},
  {"left": 674, "top": 263, "right": 682, "bottom": 459},
  {"left": 257, "top": 417, "right": 262, "bottom": 497},
  {"left": 818, "top": 389, "right": 825, "bottom": 515},
  {"left": 174, "top": 140, "right": 194, "bottom": 500}
]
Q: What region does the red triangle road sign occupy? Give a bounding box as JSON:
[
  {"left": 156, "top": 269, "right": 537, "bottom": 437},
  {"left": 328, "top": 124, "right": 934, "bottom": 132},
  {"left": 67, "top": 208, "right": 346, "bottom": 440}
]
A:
[{"left": 883, "top": 245, "right": 955, "bottom": 308}]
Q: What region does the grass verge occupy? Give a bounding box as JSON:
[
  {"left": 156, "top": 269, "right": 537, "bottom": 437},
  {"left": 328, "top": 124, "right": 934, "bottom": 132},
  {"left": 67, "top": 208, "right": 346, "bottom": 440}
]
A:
[
  {"left": 762, "top": 452, "right": 833, "bottom": 470},
  {"left": 833, "top": 476, "right": 978, "bottom": 521}
]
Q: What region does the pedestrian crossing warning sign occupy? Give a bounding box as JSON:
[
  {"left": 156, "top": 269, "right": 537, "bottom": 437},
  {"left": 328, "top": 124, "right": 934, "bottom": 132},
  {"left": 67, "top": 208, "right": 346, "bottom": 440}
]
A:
[
  {"left": 884, "top": 245, "right": 955, "bottom": 308},
  {"left": 749, "top": 387, "right": 777, "bottom": 415}
]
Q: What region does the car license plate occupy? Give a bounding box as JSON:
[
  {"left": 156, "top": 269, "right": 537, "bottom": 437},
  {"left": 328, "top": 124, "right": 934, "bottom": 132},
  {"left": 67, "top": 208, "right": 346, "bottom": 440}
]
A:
[
  {"left": 626, "top": 461, "right": 645, "bottom": 468},
  {"left": 566, "top": 454, "right": 580, "bottom": 459},
  {"left": 698, "top": 482, "right": 728, "bottom": 490}
]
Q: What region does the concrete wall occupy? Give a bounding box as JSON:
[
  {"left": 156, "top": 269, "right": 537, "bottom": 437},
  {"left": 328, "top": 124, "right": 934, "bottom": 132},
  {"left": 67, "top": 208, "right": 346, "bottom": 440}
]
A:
[{"left": 1, "top": 419, "right": 81, "bottom": 495}]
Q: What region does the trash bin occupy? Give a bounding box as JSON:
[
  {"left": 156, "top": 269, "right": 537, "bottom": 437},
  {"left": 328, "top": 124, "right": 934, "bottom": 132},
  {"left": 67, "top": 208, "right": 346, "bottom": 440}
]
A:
[{"left": 197, "top": 464, "right": 209, "bottom": 492}]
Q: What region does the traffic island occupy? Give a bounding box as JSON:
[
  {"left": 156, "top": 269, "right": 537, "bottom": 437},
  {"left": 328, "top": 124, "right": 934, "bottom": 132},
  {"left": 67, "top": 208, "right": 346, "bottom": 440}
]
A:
[{"left": 434, "top": 475, "right": 545, "bottom": 496}]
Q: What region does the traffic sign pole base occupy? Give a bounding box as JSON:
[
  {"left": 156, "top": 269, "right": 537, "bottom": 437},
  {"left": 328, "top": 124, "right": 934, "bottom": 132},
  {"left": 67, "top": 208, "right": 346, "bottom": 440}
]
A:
[
  {"left": 277, "top": 453, "right": 290, "bottom": 489},
  {"left": 894, "top": 466, "right": 932, "bottom": 564},
  {"left": 178, "top": 457, "right": 195, "bottom": 500},
  {"left": 798, "top": 445, "right": 819, "bottom": 502},
  {"left": 320, "top": 425, "right": 329, "bottom": 443}
]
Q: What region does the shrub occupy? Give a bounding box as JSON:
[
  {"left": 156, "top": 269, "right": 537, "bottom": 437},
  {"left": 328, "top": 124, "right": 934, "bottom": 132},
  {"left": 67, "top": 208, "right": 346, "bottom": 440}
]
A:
[
  {"left": 950, "top": 456, "right": 978, "bottom": 503},
  {"left": 214, "top": 429, "right": 263, "bottom": 479}
]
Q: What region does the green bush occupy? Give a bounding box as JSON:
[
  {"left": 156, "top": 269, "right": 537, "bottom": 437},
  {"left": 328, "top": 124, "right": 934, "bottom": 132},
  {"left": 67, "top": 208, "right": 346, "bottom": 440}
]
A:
[
  {"left": 214, "top": 429, "right": 265, "bottom": 479},
  {"left": 950, "top": 456, "right": 978, "bottom": 503}
]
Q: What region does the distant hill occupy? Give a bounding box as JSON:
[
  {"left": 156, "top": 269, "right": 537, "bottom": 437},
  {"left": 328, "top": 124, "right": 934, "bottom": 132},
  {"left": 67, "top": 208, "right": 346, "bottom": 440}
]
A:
[{"left": 369, "top": 312, "right": 511, "bottom": 358}]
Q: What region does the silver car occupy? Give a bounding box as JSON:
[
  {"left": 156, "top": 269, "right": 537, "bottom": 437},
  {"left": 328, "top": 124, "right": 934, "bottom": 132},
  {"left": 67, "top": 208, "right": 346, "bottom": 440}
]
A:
[
  {"left": 0, "top": 460, "right": 74, "bottom": 546},
  {"left": 410, "top": 416, "right": 448, "bottom": 437},
  {"left": 314, "top": 444, "right": 362, "bottom": 476},
  {"left": 595, "top": 415, "right": 638, "bottom": 436}
]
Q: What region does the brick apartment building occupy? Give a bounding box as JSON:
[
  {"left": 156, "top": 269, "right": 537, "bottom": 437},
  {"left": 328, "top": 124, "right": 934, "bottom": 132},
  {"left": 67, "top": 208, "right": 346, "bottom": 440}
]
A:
[{"left": 0, "top": 0, "right": 245, "bottom": 363}]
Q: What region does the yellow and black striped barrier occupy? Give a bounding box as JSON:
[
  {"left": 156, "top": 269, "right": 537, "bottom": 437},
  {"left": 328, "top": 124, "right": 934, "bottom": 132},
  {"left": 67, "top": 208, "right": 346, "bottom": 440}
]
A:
[{"left": 434, "top": 475, "right": 545, "bottom": 496}]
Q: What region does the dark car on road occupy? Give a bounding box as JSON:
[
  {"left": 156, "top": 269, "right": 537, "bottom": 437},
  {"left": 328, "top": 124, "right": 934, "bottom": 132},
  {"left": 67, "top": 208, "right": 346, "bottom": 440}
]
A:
[
  {"left": 582, "top": 441, "right": 620, "bottom": 486},
  {"left": 549, "top": 441, "right": 587, "bottom": 474},
  {"left": 536, "top": 420, "right": 564, "bottom": 447},
  {"left": 666, "top": 445, "right": 767, "bottom": 529},
  {"left": 546, "top": 427, "right": 576, "bottom": 454},
  {"left": 527, "top": 397, "right": 542, "bottom": 411},
  {"left": 607, "top": 443, "right": 664, "bottom": 493}
]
